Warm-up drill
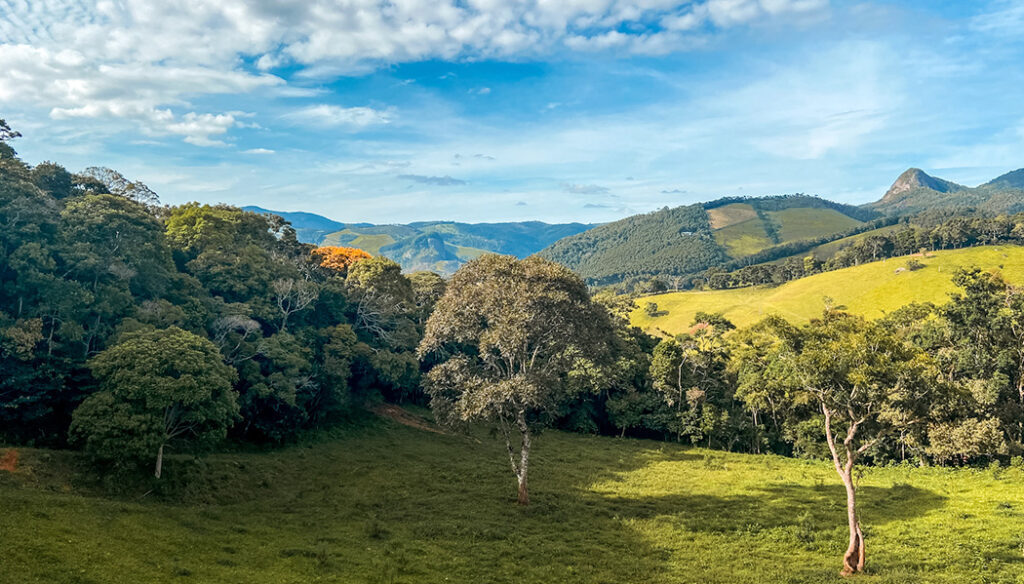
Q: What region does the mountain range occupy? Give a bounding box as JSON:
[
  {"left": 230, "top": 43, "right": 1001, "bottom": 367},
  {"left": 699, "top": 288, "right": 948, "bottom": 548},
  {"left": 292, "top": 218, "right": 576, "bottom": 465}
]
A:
[
  {"left": 243, "top": 206, "right": 593, "bottom": 274},
  {"left": 248, "top": 166, "right": 1024, "bottom": 281}
]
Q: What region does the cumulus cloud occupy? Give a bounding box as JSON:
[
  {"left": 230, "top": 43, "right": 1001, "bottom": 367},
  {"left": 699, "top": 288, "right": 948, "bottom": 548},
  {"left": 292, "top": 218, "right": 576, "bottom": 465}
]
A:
[
  {"left": 562, "top": 183, "right": 610, "bottom": 194},
  {"left": 284, "top": 105, "right": 394, "bottom": 128},
  {"left": 0, "top": 0, "right": 831, "bottom": 145},
  {"left": 399, "top": 174, "right": 467, "bottom": 186}
]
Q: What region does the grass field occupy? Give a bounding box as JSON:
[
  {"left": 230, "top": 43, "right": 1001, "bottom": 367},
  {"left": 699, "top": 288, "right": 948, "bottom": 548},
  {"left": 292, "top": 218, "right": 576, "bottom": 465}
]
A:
[
  {"left": 766, "top": 208, "right": 862, "bottom": 243},
  {"left": 2, "top": 415, "right": 1024, "bottom": 584},
  {"left": 711, "top": 206, "right": 864, "bottom": 259},
  {"left": 713, "top": 217, "right": 774, "bottom": 257},
  {"left": 632, "top": 245, "right": 1024, "bottom": 334},
  {"left": 707, "top": 203, "right": 759, "bottom": 229}
]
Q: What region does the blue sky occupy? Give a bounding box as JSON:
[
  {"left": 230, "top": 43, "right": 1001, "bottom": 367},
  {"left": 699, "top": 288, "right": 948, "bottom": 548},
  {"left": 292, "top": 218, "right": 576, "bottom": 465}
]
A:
[{"left": 1, "top": 0, "right": 1023, "bottom": 224}]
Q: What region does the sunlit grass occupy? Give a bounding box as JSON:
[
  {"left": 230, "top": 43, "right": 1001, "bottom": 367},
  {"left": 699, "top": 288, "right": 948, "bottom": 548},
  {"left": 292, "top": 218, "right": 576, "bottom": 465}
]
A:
[
  {"left": 2, "top": 416, "right": 1023, "bottom": 583},
  {"left": 633, "top": 245, "right": 1024, "bottom": 335}
]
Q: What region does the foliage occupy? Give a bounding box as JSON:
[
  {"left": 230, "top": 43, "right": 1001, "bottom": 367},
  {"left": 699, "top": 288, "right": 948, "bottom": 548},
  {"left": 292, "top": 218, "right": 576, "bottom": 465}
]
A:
[
  {"left": 311, "top": 245, "right": 372, "bottom": 275},
  {"left": 69, "top": 327, "right": 239, "bottom": 476},
  {"left": 418, "top": 255, "right": 615, "bottom": 504}
]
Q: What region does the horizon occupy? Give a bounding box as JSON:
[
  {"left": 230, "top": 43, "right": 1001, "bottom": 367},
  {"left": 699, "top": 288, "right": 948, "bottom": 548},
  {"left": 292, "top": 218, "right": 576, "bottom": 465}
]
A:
[{"left": 3, "top": 1, "right": 1024, "bottom": 223}]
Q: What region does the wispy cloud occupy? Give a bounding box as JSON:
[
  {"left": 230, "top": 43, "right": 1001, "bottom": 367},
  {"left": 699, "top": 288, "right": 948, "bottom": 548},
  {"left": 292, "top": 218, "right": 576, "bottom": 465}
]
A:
[
  {"left": 398, "top": 174, "right": 467, "bottom": 186},
  {"left": 284, "top": 105, "right": 394, "bottom": 128},
  {"left": 562, "top": 183, "right": 610, "bottom": 194}
]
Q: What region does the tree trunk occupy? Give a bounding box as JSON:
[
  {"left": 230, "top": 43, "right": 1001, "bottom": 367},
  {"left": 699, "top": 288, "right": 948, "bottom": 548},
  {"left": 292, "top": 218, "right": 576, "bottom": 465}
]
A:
[
  {"left": 516, "top": 412, "right": 531, "bottom": 506},
  {"left": 154, "top": 443, "right": 165, "bottom": 479},
  {"left": 840, "top": 471, "right": 864, "bottom": 575}
]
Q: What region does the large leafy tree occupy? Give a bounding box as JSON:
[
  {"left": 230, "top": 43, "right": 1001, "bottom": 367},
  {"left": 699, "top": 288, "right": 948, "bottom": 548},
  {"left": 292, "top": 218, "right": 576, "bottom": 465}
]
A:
[
  {"left": 418, "top": 255, "right": 614, "bottom": 505},
  {"left": 69, "top": 327, "right": 239, "bottom": 478}
]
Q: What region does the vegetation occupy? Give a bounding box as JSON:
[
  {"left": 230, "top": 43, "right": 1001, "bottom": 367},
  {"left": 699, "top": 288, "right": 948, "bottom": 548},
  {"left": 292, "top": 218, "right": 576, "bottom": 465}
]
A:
[{"left": 419, "top": 255, "right": 615, "bottom": 505}]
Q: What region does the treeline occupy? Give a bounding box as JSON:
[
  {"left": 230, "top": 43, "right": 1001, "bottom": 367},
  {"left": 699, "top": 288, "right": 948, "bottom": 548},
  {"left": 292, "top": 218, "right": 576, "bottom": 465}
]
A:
[
  {"left": 0, "top": 131, "right": 442, "bottom": 465},
  {"left": 562, "top": 269, "right": 1024, "bottom": 467},
  {"left": 698, "top": 213, "right": 1024, "bottom": 290}
]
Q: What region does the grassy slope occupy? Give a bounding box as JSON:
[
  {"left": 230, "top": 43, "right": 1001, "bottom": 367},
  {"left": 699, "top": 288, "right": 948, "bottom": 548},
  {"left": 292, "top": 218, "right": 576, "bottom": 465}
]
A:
[
  {"left": 2, "top": 419, "right": 1023, "bottom": 584},
  {"left": 712, "top": 206, "right": 864, "bottom": 259},
  {"left": 767, "top": 208, "right": 862, "bottom": 242},
  {"left": 769, "top": 224, "right": 903, "bottom": 264},
  {"left": 713, "top": 217, "right": 773, "bottom": 258},
  {"left": 632, "top": 246, "right": 1024, "bottom": 334}
]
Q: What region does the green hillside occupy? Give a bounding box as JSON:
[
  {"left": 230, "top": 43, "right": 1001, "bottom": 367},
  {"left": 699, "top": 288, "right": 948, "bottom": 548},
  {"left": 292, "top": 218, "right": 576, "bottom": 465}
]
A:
[
  {"left": 632, "top": 245, "right": 1024, "bottom": 334},
  {"left": 541, "top": 196, "right": 871, "bottom": 285},
  {"left": 3, "top": 417, "right": 1023, "bottom": 584}
]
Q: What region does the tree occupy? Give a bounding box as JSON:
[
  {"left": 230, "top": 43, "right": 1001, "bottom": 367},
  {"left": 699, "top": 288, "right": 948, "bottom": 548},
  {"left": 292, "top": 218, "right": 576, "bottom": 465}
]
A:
[
  {"left": 417, "top": 255, "right": 614, "bottom": 505},
  {"left": 80, "top": 167, "right": 160, "bottom": 206},
  {"left": 763, "top": 311, "right": 940, "bottom": 575},
  {"left": 69, "top": 327, "right": 239, "bottom": 478},
  {"left": 0, "top": 118, "right": 21, "bottom": 142},
  {"left": 311, "top": 246, "right": 372, "bottom": 275}
]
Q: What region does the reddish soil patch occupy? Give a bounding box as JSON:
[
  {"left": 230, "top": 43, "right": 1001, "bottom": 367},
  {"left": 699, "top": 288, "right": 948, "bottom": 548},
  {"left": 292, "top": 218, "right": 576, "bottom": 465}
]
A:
[
  {"left": 0, "top": 449, "right": 19, "bottom": 473},
  {"left": 372, "top": 404, "right": 450, "bottom": 435}
]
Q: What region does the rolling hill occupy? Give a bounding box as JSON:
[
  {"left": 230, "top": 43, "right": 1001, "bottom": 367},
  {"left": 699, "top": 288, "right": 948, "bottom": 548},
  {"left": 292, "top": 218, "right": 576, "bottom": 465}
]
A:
[
  {"left": 244, "top": 207, "right": 593, "bottom": 274},
  {"left": 538, "top": 195, "right": 873, "bottom": 285},
  {"left": 631, "top": 245, "right": 1024, "bottom": 334}
]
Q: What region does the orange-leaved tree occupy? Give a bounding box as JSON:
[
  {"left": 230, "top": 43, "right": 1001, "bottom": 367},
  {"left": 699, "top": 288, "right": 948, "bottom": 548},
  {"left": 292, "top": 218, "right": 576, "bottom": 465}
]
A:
[{"left": 311, "top": 246, "right": 372, "bottom": 275}]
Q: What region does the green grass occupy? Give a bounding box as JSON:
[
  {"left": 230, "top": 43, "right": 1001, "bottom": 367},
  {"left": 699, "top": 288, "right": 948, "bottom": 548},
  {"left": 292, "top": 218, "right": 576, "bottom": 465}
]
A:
[
  {"left": 3, "top": 417, "right": 1024, "bottom": 583},
  {"left": 632, "top": 245, "right": 1024, "bottom": 334},
  {"left": 714, "top": 217, "right": 774, "bottom": 258},
  {"left": 707, "top": 203, "right": 759, "bottom": 229},
  {"left": 766, "top": 208, "right": 862, "bottom": 243}
]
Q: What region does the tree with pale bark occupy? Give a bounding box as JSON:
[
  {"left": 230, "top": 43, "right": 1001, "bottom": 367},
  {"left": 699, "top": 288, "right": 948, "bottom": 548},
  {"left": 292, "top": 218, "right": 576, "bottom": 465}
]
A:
[
  {"left": 736, "top": 310, "right": 941, "bottom": 576},
  {"left": 417, "top": 255, "right": 614, "bottom": 505}
]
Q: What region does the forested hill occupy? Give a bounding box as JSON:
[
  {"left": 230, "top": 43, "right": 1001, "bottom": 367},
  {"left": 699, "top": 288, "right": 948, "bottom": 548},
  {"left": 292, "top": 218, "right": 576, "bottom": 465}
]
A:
[
  {"left": 244, "top": 206, "right": 593, "bottom": 275},
  {"left": 537, "top": 194, "right": 873, "bottom": 285}
]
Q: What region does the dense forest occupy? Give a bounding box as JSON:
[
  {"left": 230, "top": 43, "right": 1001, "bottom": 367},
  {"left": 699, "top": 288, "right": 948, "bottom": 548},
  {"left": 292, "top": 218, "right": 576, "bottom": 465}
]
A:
[{"left": 0, "top": 127, "right": 438, "bottom": 462}]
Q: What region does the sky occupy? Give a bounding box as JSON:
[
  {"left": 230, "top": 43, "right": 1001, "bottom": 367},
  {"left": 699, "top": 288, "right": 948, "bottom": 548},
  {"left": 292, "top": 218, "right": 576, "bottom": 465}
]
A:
[{"left": 1, "top": 0, "right": 1023, "bottom": 224}]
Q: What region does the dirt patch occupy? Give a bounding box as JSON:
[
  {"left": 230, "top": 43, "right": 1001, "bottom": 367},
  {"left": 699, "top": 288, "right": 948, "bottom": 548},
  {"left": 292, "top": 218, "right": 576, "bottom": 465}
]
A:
[
  {"left": 0, "top": 449, "right": 19, "bottom": 473},
  {"left": 372, "top": 404, "right": 451, "bottom": 435}
]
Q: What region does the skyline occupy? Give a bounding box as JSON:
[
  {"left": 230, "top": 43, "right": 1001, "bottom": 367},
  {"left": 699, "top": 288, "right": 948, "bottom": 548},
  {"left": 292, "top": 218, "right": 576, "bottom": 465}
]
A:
[{"left": 2, "top": 0, "right": 1023, "bottom": 223}]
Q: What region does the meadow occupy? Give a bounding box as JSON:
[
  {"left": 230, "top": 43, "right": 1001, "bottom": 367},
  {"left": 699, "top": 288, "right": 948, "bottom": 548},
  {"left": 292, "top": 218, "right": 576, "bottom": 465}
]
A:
[
  {"left": 632, "top": 245, "right": 1024, "bottom": 334},
  {"left": 2, "top": 414, "right": 1024, "bottom": 584}
]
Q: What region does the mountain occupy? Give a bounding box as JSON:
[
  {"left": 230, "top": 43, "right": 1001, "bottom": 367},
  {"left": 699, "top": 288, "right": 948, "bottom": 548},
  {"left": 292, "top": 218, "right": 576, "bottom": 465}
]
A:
[
  {"left": 984, "top": 168, "right": 1024, "bottom": 190},
  {"left": 869, "top": 167, "right": 1024, "bottom": 215},
  {"left": 878, "top": 168, "right": 964, "bottom": 205},
  {"left": 243, "top": 206, "right": 343, "bottom": 243},
  {"left": 245, "top": 206, "right": 593, "bottom": 274},
  {"left": 538, "top": 195, "right": 874, "bottom": 285}
]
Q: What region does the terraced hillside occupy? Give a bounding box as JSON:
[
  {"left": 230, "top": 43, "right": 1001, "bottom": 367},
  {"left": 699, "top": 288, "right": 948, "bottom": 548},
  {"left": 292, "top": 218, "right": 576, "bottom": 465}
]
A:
[{"left": 632, "top": 245, "right": 1024, "bottom": 334}]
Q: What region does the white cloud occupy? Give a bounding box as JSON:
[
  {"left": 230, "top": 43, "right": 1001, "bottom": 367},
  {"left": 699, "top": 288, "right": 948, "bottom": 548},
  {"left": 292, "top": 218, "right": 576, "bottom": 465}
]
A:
[
  {"left": 0, "top": 0, "right": 831, "bottom": 146},
  {"left": 244, "top": 148, "right": 276, "bottom": 155},
  {"left": 283, "top": 105, "right": 395, "bottom": 128}
]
